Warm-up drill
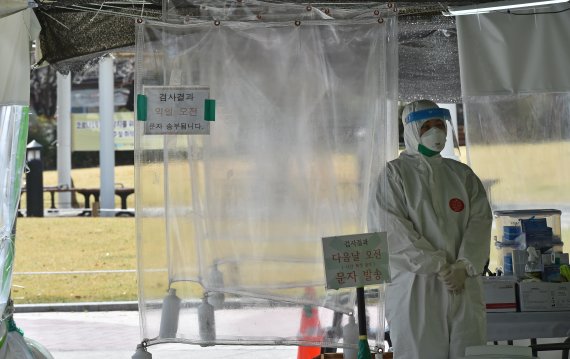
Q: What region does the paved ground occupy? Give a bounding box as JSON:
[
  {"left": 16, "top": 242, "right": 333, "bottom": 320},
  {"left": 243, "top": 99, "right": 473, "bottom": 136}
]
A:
[
  {"left": 14, "top": 310, "right": 299, "bottom": 359},
  {"left": 12, "top": 305, "right": 566, "bottom": 359}
]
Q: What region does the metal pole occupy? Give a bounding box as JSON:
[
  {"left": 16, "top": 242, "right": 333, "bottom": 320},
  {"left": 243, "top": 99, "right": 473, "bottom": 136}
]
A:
[
  {"left": 99, "top": 56, "right": 115, "bottom": 217},
  {"left": 56, "top": 72, "right": 72, "bottom": 208}
]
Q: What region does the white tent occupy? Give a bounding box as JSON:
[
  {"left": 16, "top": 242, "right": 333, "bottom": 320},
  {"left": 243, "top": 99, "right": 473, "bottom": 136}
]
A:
[{"left": 0, "top": 0, "right": 27, "bottom": 19}]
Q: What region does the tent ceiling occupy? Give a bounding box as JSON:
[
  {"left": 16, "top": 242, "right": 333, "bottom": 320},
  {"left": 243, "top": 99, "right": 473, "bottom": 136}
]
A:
[{"left": 31, "top": 1, "right": 507, "bottom": 102}]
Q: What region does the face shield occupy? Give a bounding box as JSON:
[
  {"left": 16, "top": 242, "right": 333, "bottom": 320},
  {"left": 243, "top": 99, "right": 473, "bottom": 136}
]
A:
[
  {"left": 404, "top": 107, "right": 461, "bottom": 158},
  {"left": 404, "top": 108, "right": 451, "bottom": 126}
]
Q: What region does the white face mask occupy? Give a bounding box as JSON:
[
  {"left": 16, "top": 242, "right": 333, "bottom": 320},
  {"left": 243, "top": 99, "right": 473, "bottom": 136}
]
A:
[{"left": 420, "top": 127, "right": 447, "bottom": 152}]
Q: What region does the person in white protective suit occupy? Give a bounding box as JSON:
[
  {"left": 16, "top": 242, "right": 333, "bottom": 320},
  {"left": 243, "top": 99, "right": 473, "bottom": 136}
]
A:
[{"left": 372, "top": 100, "right": 492, "bottom": 359}]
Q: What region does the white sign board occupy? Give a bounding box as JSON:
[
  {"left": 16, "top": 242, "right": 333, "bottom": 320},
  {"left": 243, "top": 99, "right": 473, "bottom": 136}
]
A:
[
  {"left": 322, "top": 232, "right": 390, "bottom": 290},
  {"left": 143, "top": 85, "right": 210, "bottom": 135}
]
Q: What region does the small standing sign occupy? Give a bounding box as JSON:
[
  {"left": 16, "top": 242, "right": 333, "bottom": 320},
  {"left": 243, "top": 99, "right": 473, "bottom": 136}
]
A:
[
  {"left": 143, "top": 85, "right": 211, "bottom": 135},
  {"left": 322, "top": 232, "right": 390, "bottom": 290}
]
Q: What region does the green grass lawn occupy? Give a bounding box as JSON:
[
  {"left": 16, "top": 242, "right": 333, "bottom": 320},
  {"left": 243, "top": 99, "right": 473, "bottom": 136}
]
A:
[
  {"left": 12, "top": 144, "right": 570, "bottom": 304},
  {"left": 13, "top": 166, "right": 137, "bottom": 304},
  {"left": 13, "top": 217, "right": 137, "bottom": 304}
]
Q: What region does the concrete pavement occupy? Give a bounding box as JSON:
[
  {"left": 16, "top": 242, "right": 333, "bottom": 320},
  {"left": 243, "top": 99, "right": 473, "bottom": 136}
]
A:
[
  {"left": 12, "top": 304, "right": 566, "bottom": 358},
  {"left": 14, "top": 310, "right": 299, "bottom": 358}
]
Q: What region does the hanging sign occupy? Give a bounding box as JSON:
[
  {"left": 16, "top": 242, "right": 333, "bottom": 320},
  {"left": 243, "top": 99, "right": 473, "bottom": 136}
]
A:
[
  {"left": 322, "top": 232, "right": 390, "bottom": 290},
  {"left": 142, "top": 85, "right": 211, "bottom": 135},
  {"left": 71, "top": 112, "right": 136, "bottom": 151}
]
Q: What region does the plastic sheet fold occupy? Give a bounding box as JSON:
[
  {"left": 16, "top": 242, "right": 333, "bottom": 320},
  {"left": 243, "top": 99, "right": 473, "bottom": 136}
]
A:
[{"left": 0, "top": 106, "right": 29, "bottom": 319}]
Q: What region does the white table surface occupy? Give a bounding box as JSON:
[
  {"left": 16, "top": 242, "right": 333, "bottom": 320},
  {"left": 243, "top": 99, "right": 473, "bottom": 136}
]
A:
[{"left": 487, "top": 311, "right": 570, "bottom": 341}]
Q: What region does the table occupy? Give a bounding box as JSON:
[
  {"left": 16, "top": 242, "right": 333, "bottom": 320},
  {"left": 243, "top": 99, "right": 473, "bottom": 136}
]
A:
[
  {"left": 20, "top": 187, "right": 135, "bottom": 216},
  {"left": 487, "top": 311, "right": 570, "bottom": 357},
  {"left": 114, "top": 188, "right": 135, "bottom": 215},
  {"left": 488, "top": 312, "right": 570, "bottom": 341},
  {"left": 74, "top": 188, "right": 100, "bottom": 210},
  {"left": 74, "top": 188, "right": 135, "bottom": 216}
]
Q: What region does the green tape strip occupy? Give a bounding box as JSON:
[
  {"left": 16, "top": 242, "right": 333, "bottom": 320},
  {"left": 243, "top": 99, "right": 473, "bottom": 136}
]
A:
[
  {"left": 13, "top": 106, "right": 29, "bottom": 207},
  {"left": 204, "top": 99, "right": 216, "bottom": 122},
  {"left": 137, "top": 94, "right": 147, "bottom": 121},
  {"left": 0, "top": 324, "right": 6, "bottom": 349},
  {"left": 7, "top": 317, "right": 23, "bottom": 336}
]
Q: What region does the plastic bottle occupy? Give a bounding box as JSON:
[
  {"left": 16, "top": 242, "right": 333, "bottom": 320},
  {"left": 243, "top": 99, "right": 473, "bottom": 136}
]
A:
[
  {"left": 158, "top": 288, "right": 181, "bottom": 338},
  {"left": 198, "top": 294, "right": 216, "bottom": 345},
  {"left": 503, "top": 253, "right": 513, "bottom": 275},
  {"left": 342, "top": 315, "right": 359, "bottom": 359},
  {"left": 207, "top": 264, "right": 225, "bottom": 309},
  {"left": 525, "top": 247, "right": 543, "bottom": 280}
]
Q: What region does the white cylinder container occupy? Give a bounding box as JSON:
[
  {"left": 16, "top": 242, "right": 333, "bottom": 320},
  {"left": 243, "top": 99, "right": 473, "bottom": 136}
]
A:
[
  {"left": 207, "top": 265, "right": 225, "bottom": 309},
  {"left": 159, "top": 288, "right": 181, "bottom": 338},
  {"left": 198, "top": 295, "right": 216, "bottom": 345},
  {"left": 342, "top": 315, "right": 359, "bottom": 359}
]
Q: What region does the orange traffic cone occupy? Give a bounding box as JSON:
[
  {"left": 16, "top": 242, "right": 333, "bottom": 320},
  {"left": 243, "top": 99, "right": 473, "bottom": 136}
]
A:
[{"left": 297, "top": 288, "right": 323, "bottom": 359}]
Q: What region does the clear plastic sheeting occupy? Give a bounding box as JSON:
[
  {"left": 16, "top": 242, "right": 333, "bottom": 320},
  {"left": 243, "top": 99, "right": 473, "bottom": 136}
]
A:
[
  {"left": 464, "top": 94, "right": 570, "bottom": 209},
  {"left": 457, "top": 8, "right": 570, "bottom": 97},
  {"left": 457, "top": 11, "right": 570, "bottom": 272},
  {"left": 0, "top": 5, "right": 36, "bottom": 322},
  {"left": 0, "top": 317, "right": 54, "bottom": 358},
  {"left": 0, "top": 106, "right": 29, "bottom": 318},
  {"left": 462, "top": 94, "right": 570, "bottom": 270},
  {"left": 163, "top": 0, "right": 387, "bottom": 22},
  {"left": 135, "top": 8, "right": 397, "bottom": 350}
]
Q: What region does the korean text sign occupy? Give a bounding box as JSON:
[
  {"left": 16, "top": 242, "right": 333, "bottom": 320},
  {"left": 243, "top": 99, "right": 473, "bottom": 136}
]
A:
[
  {"left": 322, "top": 232, "right": 390, "bottom": 290},
  {"left": 143, "top": 85, "right": 210, "bottom": 135}
]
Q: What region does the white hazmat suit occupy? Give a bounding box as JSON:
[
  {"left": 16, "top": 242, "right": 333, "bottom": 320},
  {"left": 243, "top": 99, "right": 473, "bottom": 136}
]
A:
[{"left": 371, "top": 100, "right": 492, "bottom": 359}]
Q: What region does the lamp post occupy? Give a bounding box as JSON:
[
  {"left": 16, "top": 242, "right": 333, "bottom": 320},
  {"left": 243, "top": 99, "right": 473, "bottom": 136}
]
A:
[{"left": 26, "top": 140, "right": 44, "bottom": 217}]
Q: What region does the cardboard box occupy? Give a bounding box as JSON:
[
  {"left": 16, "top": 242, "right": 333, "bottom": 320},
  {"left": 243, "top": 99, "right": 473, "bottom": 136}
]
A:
[
  {"left": 517, "top": 281, "right": 570, "bottom": 311},
  {"left": 482, "top": 277, "right": 517, "bottom": 312}
]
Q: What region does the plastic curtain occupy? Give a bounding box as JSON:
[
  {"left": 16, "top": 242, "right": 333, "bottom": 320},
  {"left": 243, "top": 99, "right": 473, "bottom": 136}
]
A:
[
  {"left": 0, "top": 106, "right": 29, "bottom": 318},
  {"left": 457, "top": 13, "right": 570, "bottom": 272},
  {"left": 461, "top": 95, "right": 570, "bottom": 267},
  {"left": 457, "top": 8, "right": 570, "bottom": 97},
  {"left": 135, "top": 6, "right": 397, "bottom": 350},
  {"left": 463, "top": 94, "right": 570, "bottom": 209},
  {"left": 0, "top": 7, "right": 35, "bottom": 322}
]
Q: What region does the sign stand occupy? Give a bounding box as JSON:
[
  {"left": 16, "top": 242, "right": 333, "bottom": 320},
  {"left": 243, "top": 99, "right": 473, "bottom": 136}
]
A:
[
  {"left": 322, "top": 232, "right": 390, "bottom": 357},
  {"left": 356, "top": 286, "right": 372, "bottom": 359}
]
